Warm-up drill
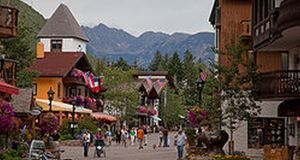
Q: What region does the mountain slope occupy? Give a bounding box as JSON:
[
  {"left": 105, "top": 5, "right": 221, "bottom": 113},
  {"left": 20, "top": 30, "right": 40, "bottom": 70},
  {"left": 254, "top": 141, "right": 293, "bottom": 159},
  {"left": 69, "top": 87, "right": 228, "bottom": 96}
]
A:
[{"left": 83, "top": 24, "right": 215, "bottom": 65}]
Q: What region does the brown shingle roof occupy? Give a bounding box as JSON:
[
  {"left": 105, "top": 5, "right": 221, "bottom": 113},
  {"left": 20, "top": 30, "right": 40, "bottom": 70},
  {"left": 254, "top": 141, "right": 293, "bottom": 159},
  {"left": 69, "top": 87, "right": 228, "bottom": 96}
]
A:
[
  {"left": 37, "top": 4, "right": 89, "bottom": 42},
  {"left": 31, "top": 52, "right": 85, "bottom": 77},
  {"left": 11, "top": 88, "right": 33, "bottom": 113}
]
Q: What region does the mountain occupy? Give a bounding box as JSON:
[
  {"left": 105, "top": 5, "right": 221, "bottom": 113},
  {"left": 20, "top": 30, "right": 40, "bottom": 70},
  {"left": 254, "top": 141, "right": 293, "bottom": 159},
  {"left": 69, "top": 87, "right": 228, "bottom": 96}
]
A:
[{"left": 82, "top": 24, "right": 215, "bottom": 66}]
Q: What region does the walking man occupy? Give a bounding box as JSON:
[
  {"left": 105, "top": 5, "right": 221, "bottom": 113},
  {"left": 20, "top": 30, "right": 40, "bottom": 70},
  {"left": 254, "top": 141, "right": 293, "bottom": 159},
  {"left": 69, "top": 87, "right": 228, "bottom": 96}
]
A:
[
  {"left": 175, "top": 130, "right": 187, "bottom": 160},
  {"left": 82, "top": 130, "right": 91, "bottom": 157},
  {"left": 137, "top": 126, "right": 144, "bottom": 149}
]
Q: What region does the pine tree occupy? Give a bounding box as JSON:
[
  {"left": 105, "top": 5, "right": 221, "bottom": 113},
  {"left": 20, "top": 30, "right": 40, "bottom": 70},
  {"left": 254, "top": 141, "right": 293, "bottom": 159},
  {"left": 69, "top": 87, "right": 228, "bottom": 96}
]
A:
[
  {"left": 148, "top": 50, "right": 163, "bottom": 71},
  {"left": 168, "top": 52, "right": 183, "bottom": 85},
  {"left": 112, "top": 57, "right": 130, "bottom": 71}
]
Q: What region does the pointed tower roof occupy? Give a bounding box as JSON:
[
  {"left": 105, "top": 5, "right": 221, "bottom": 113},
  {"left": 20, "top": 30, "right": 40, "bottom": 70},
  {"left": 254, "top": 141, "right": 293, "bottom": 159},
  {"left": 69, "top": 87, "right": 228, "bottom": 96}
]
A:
[{"left": 37, "top": 4, "right": 89, "bottom": 42}]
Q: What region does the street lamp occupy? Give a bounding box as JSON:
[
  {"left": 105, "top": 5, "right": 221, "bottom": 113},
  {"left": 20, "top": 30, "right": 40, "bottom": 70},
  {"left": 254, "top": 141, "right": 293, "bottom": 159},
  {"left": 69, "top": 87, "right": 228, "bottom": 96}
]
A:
[
  {"left": 71, "top": 98, "right": 76, "bottom": 138},
  {"left": 196, "top": 69, "right": 206, "bottom": 106},
  {"left": 47, "top": 87, "right": 55, "bottom": 112}
]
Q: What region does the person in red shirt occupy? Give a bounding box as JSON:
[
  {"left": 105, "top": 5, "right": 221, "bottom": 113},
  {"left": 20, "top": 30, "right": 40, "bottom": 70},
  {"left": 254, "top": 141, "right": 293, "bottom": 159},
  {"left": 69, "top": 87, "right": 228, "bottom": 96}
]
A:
[{"left": 137, "top": 126, "right": 144, "bottom": 149}]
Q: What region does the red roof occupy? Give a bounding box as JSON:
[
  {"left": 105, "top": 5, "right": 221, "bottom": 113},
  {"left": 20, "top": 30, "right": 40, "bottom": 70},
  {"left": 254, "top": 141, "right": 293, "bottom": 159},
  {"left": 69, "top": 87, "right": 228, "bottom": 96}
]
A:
[
  {"left": 0, "top": 81, "right": 19, "bottom": 95},
  {"left": 31, "top": 52, "right": 87, "bottom": 77}
]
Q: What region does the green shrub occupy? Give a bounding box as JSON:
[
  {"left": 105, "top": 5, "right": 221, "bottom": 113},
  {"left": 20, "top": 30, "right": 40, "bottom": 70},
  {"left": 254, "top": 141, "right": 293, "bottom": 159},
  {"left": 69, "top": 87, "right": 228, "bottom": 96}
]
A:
[
  {"left": 77, "top": 116, "right": 97, "bottom": 133},
  {"left": 60, "top": 134, "right": 73, "bottom": 141},
  {"left": 184, "top": 128, "right": 196, "bottom": 145},
  {"left": 0, "top": 149, "right": 22, "bottom": 160},
  {"left": 59, "top": 119, "right": 70, "bottom": 135},
  {"left": 214, "top": 154, "right": 250, "bottom": 160}
]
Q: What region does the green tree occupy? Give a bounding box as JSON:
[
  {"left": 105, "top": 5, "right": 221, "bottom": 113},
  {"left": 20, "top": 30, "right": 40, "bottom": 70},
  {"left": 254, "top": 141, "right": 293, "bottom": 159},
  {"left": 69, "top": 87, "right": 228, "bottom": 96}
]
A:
[
  {"left": 112, "top": 57, "right": 131, "bottom": 71},
  {"left": 211, "top": 43, "right": 261, "bottom": 154},
  {"left": 168, "top": 52, "right": 183, "bottom": 85},
  {"left": 0, "top": 23, "right": 36, "bottom": 87},
  {"left": 148, "top": 50, "right": 163, "bottom": 71},
  {"left": 181, "top": 50, "right": 198, "bottom": 105},
  {"left": 159, "top": 87, "right": 185, "bottom": 127},
  {"left": 161, "top": 54, "right": 169, "bottom": 70}
]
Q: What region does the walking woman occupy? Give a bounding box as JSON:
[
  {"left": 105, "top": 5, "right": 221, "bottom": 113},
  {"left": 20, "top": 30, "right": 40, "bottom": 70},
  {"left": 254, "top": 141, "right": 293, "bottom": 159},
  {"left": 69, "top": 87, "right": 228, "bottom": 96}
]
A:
[
  {"left": 82, "top": 130, "right": 91, "bottom": 157},
  {"left": 130, "top": 127, "right": 136, "bottom": 145}
]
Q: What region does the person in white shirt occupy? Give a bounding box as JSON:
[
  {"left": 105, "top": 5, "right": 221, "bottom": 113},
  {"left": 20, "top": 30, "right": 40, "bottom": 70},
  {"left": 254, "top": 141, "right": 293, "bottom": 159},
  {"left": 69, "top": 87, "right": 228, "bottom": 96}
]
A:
[
  {"left": 82, "top": 130, "right": 91, "bottom": 157},
  {"left": 175, "top": 130, "right": 187, "bottom": 160}
]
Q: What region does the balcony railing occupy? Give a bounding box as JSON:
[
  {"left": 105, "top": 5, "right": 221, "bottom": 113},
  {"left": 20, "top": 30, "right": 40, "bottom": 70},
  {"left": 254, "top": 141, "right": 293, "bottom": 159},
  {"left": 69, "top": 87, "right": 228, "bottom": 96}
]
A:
[
  {"left": 259, "top": 70, "right": 300, "bottom": 100},
  {"left": 63, "top": 77, "right": 85, "bottom": 86},
  {"left": 0, "top": 5, "right": 18, "bottom": 38}
]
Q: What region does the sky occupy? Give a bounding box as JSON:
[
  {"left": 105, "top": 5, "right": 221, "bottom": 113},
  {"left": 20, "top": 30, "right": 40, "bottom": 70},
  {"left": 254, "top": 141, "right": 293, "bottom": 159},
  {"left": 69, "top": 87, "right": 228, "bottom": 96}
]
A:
[{"left": 21, "top": 0, "right": 215, "bottom": 37}]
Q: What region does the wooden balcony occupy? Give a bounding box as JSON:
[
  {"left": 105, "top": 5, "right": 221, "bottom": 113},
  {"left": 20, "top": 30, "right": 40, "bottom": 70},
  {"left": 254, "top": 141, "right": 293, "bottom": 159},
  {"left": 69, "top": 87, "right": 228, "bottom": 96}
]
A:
[
  {"left": 63, "top": 77, "right": 85, "bottom": 86},
  {"left": 259, "top": 70, "right": 300, "bottom": 100},
  {"left": 253, "top": 0, "right": 300, "bottom": 51},
  {"left": 0, "top": 5, "right": 18, "bottom": 38}
]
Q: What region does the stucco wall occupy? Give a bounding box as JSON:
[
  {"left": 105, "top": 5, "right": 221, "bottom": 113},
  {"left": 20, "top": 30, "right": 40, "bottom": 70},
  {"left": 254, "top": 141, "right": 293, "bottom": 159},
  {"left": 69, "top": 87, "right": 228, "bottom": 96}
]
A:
[
  {"left": 40, "top": 38, "right": 87, "bottom": 53},
  {"left": 222, "top": 101, "right": 282, "bottom": 156},
  {"left": 34, "top": 77, "right": 64, "bottom": 102}
]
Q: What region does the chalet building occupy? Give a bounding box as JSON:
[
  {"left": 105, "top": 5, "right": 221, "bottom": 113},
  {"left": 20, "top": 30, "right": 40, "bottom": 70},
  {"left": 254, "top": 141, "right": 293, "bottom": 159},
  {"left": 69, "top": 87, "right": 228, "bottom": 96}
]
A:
[
  {"left": 30, "top": 4, "right": 105, "bottom": 123},
  {"left": 209, "top": 0, "right": 300, "bottom": 158},
  {"left": 133, "top": 71, "right": 170, "bottom": 126}
]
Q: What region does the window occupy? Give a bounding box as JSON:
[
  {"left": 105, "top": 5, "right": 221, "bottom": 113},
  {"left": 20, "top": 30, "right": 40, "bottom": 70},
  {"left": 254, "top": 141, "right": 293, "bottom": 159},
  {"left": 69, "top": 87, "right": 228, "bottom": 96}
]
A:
[
  {"left": 282, "top": 52, "right": 289, "bottom": 70},
  {"left": 248, "top": 117, "right": 285, "bottom": 148},
  {"left": 51, "top": 39, "right": 62, "bottom": 52},
  {"left": 57, "top": 81, "right": 61, "bottom": 98},
  {"left": 33, "top": 83, "right": 37, "bottom": 96}
]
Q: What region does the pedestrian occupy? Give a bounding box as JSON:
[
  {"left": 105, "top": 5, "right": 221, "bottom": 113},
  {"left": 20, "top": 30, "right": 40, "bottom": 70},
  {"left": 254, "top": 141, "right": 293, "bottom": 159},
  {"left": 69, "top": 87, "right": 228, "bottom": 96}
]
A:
[
  {"left": 143, "top": 125, "right": 148, "bottom": 146},
  {"left": 158, "top": 129, "right": 163, "bottom": 147},
  {"left": 175, "top": 130, "right": 187, "bottom": 160},
  {"left": 162, "top": 127, "right": 169, "bottom": 147},
  {"left": 137, "top": 126, "right": 144, "bottom": 149},
  {"left": 82, "top": 130, "right": 91, "bottom": 157},
  {"left": 130, "top": 127, "right": 136, "bottom": 145},
  {"left": 121, "top": 127, "right": 128, "bottom": 147},
  {"left": 106, "top": 128, "right": 113, "bottom": 146},
  {"left": 115, "top": 128, "right": 121, "bottom": 144}
]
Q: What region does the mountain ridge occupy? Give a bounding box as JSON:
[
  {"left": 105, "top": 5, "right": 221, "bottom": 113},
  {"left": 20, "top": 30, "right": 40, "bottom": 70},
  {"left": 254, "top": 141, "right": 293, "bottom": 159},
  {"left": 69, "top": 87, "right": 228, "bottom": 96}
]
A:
[{"left": 82, "top": 23, "right": 214, "bottom": 65}]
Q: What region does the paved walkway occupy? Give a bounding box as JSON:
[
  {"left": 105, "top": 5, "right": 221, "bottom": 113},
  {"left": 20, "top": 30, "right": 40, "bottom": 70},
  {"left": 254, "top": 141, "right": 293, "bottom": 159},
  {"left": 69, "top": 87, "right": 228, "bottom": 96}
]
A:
[{"left": 61, "top": 133, "right": 179, "bottom": 160}]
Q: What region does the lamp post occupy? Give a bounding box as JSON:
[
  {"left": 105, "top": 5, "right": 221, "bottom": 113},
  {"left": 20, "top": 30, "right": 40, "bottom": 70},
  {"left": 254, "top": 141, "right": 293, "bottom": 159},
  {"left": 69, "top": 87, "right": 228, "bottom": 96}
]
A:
[
  {"left": 47, "top": 87, "right": 55, "bottom": 112},
  {"left": 71, "top": 98, "right": 76, "bottom": 139},
  {"left": 196, "top": 69, "right": 206, "bottom": 107}
]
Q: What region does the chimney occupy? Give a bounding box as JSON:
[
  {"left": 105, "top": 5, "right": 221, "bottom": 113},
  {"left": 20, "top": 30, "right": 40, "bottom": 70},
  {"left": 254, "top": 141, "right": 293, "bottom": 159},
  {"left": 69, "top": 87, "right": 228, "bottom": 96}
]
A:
[{"left": 36, "top": 41, "right": 45, "bottom": 59}]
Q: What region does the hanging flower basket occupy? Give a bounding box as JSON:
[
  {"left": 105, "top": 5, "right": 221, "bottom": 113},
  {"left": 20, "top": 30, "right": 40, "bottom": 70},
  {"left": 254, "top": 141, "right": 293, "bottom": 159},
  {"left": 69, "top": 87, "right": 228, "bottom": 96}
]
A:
[
  {"left": 137, "top": 106, "right": 148, "bottom": 113},
  {"left": 148, "top": 108, "right": 157, "bottom": 116},
  {"left": 39, "top": 112, "right": 59, "bottom": 135},
  {"left": 0, "top": 99, "right": 20, "bottom": 134}
]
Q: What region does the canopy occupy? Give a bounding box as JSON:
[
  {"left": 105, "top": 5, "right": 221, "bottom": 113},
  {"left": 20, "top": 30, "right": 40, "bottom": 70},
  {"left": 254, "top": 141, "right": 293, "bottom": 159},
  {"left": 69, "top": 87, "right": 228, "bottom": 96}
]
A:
[
  {"left": 91, "top": 112, "right": 117, "bottom": 121},
  {"left": 35, "top": 98, "right": 92, "bottom": 114},
  {"left": 0, "top": 81, "right": 19, "bottom": 95},
  {"left": 278, "top": 99, "right": 300, "bottom": 117}
]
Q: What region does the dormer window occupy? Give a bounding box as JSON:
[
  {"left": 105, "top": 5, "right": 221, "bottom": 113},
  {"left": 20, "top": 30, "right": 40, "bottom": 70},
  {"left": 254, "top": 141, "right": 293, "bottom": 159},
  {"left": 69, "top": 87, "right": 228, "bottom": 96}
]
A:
[{"left": 51, "top": 39, "right": 62, "bottom": 52}]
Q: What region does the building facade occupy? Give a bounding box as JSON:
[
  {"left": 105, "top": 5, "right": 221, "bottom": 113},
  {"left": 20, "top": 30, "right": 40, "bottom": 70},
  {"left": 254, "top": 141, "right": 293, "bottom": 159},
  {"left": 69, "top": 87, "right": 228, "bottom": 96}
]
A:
[{"left": 209, "top": 0, "right": 300, "bottom": 157}]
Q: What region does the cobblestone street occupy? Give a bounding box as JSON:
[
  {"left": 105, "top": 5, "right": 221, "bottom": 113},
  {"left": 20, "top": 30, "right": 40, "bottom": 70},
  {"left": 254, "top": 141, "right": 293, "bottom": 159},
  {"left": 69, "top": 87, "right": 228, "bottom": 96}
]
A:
[{"left": 61, "top": 133, "right": 179, "bottom": 160}]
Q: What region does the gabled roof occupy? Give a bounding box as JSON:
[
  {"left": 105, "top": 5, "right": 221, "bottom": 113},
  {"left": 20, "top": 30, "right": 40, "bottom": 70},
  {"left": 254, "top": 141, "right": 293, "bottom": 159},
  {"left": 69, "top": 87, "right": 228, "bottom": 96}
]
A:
[
  {"left": 209, "top": 0, "right": 219, "bottom": 26},
  {"left": 11, "top": 88, "right": 33, "bottom": 114},
  {"left": 37, "top": 4, "right": 89, "bottom": 42},
  {"left": 31, "top": 52, "right": 92, "bottom": 77}
]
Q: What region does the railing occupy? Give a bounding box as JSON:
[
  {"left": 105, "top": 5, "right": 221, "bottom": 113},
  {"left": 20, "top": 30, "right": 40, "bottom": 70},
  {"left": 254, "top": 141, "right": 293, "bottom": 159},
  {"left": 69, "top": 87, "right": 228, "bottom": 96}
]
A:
[
  {"left": 0, "top": 5, "right": 18, "bottom": 38},
  {"left": 63, "top": 77, "right": 85, "bottom": 85},
  {"left": 259, "top": 70, "right": 300, "bottom": 100}
]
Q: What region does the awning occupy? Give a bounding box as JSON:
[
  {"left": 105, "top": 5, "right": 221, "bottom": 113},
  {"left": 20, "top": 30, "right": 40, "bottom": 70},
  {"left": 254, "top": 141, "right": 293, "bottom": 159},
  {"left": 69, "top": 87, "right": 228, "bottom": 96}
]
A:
[
  {"left": 35, "top": 98, "right": 92, "bottom": 114},
  {"left": 0, "top": 81, "right": 19, "bottom": 95},
  {"left": 91, "top": 112, "right": 117, "bottom": 121},
  {"left": 151, "top": 116, "right": 162, "bottom": 121},
  {"left": 278, "top": 99, "right": 300, "bottom": 117}
]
